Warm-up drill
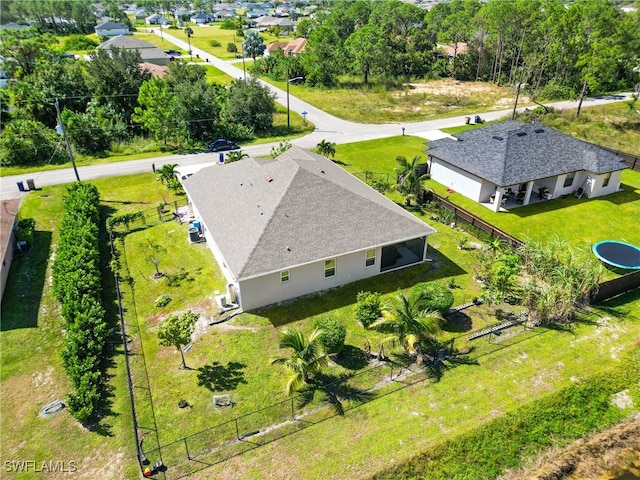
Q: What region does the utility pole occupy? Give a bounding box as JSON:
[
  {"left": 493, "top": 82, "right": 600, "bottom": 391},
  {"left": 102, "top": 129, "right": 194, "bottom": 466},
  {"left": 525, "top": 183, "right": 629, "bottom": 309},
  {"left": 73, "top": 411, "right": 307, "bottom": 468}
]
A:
[
  {"left": 512, "top": 83, "right": 521, "bottom": 120},
  {"left": 55, "top": 98, "right": 80, "bottom": 182}
]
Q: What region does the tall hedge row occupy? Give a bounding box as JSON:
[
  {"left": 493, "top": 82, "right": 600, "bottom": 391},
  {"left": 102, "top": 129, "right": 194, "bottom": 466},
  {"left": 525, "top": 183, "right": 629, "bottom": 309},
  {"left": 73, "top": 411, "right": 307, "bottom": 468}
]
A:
[{"left": 52, "top": 182, "right": 107, "bottom": 424}]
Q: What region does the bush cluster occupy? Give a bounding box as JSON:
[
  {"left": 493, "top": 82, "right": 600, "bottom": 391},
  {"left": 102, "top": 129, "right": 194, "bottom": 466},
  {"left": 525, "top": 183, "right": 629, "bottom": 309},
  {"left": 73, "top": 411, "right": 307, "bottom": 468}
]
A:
[
  {"left": 355, "top": 291, "right": 382, "bottom": 328},
  {"left": 155, "top": 295, "right": 172, "bottom": 308},
  {"left": 313, "top": 317, "right": 347, "bottom": 355},
  {"left": 410, "top": 282, "right": 454, "bottom": 316},
  {"left": 52, "top": 183, "right": 107, "bottom": 424},
  {"left": 15, "top": 217, "right": 35, "bottom": 247}
]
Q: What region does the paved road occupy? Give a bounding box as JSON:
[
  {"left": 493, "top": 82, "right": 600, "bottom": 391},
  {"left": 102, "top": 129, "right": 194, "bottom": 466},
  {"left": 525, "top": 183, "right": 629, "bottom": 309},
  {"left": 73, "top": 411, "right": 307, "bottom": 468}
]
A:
[{"left": 0, "top": 28, "right": 634, "bottom": 200}]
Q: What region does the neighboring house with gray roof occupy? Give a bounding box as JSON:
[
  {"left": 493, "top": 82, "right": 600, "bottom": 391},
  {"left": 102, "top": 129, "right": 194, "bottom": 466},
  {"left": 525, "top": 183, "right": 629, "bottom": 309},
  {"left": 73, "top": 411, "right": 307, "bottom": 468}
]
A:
[
  {"left": 427, "top": 121, "right": 627, "bottom": 212},
  {"left": 94, "top": 20, "right": 130, "bottom": 37},
  {"left": 181, "top": 147, "right": 436, "bottom": 311},
  {"left": 145, "top": 13, "right": 169, "bottom": 25},
  {"left": 98, "top": 35, "right": 168, "bottom": 65}
]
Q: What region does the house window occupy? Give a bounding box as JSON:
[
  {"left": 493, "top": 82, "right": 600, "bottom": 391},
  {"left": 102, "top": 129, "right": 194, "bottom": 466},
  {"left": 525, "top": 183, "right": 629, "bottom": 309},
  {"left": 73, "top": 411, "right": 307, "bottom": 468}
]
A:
[
  {"left": 281, "top": 270, "right": 290, "bottom": 283},
  {"left": 563, "top": 173, "right": 575, "bottom": 188},
  {"left": 365, "top": 249, "right": 376, "bottom": 267},
  {"left": 324, "top": 258, "right": 336, "bottom": 278},
  {"left": 603, "top": 172, "right": 612, "bottom": 187}
]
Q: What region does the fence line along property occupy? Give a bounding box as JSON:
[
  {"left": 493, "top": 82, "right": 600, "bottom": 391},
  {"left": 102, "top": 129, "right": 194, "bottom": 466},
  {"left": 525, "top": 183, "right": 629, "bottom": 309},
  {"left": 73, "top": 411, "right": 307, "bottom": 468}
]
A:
[{"left": 109, "top": 190, "right": 638, "bottom": 478}]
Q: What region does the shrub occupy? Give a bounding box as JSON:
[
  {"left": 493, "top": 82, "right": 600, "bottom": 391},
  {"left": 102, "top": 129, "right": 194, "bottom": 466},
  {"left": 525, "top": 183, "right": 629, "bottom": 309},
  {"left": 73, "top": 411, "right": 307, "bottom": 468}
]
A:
[
  {"left": 410, "top": 282, "right": 454, "bottom": 316},
  {"left": 219, "top": 19, "right": 236, "bottom": 30},
  {"left": 368, "top": 177, "right": 390, "bottom": 194},
  {"left": 155, "top": 295, "right": 172, "bottom": 308},
  {"left": 227, "top": 42, "right": 237, "bottom": 53},
  {"left": 313, "top": 317, "right": 346, "bottom": 355},
  {"left": 355, "top": 291, "right": 382, "bottom": 328},
  {"left": 15, "top": 218, "right": 35, "bottom": 247},
  {"left": 63, "top": 34, "right": 98, "bottom": 51},
  {"left": 209, "top": 39, "right": 221, "bottom": 48}
]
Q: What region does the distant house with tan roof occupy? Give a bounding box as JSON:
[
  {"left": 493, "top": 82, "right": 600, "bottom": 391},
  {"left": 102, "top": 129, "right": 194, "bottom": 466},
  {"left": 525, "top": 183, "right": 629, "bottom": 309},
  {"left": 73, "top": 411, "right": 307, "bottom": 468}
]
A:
[
  {"left": 265, "top": 37, "right": 307, "bottom": 56},
  {"left": 140, "top": 62, "right": 168, "bottom": 77},
  {"left": 436, "top": 42, "right": 468, "bottom": 59}
]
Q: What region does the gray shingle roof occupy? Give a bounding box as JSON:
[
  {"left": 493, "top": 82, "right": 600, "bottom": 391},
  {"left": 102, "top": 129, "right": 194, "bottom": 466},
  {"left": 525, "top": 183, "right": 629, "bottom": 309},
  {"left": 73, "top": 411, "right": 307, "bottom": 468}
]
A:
[
  {"left": 183, "top": 147, "right": 436, "bottom": 280},
  {"left": 98, "top": 35, "right": 166, "bottom": 61},
  {"left": 427, "top": 121, "right": 628, "bottom": 187},
  {"left": 95, "top": 21, "right": 128, "bottom": 29}
]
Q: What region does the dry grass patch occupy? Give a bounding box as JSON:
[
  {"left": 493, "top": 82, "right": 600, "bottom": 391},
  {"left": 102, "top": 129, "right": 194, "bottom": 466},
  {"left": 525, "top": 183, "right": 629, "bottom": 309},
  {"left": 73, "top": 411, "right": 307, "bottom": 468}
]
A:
[{"left": 498, "top": 414, "right": 640, "bottom": 480}]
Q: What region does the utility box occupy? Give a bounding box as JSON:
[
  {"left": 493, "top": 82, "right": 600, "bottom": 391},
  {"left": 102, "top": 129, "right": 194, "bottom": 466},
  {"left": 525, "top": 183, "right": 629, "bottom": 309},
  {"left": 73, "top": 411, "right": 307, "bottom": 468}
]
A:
[
  {"left": 16, "top": 181, "right": 25, "bottom": 192},
  {"left": 26, "top": 179, "right": 36, "bottom": 190}
]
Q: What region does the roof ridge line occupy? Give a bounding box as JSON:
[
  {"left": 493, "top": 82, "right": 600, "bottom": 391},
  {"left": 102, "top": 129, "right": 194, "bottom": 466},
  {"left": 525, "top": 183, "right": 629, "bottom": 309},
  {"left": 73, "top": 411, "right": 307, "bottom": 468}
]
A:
[{"left": 237, "top": 160, "right": 301, "bottom": 278}]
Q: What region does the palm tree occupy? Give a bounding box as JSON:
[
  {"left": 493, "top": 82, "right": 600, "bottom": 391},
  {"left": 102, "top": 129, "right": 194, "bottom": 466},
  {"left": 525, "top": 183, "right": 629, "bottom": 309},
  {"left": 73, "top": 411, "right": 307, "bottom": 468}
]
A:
[
  {"left": 157, "top": 163, "right": 177, "bottom": 187},
  {"left": 369, "top": 291, "right": 443, "bottom": 364},
  {"left": 184, "top": 26, "right": 193, "bottom": 55},
  {"left": 226, "top": 150, "right": 248, "bottom": 163},
  {"left": 242, "top": 30, "right": 266, "bottom": 60},
  {"left": 392, "top": 155, "right": 429, "bottom": 206},
  {"left": 270, "top": 328, "right": 330, "bottom": 396},
  {"left": 316, "top": 139, "right": 336, "bottom": 158}
]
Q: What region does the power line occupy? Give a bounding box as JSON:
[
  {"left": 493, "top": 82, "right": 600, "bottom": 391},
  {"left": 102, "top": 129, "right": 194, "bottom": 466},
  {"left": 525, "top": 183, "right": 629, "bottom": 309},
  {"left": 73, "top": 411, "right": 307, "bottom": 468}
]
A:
[{"left": 1, "top": 116, "right": 225, "bottom": 146}]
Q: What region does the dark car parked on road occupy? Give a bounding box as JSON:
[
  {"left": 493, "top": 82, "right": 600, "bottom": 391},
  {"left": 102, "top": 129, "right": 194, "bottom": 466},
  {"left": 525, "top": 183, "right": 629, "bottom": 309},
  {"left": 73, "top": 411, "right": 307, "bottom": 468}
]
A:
[{"left": 208, "top": 139, "right": 240, "bottom": 152}]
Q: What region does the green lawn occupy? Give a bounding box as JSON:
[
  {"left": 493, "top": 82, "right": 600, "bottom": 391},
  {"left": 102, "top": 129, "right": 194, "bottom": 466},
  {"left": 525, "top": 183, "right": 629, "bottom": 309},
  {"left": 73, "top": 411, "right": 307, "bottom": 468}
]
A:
[
  {"left": 2, "top": 134, "right": 639, "bottom": 479},
  {"left": 423, "top": 166, "right": 640, "bottom": 251},
  {"left": 164, "top": 25, "right": 291, "bottom": 61}
]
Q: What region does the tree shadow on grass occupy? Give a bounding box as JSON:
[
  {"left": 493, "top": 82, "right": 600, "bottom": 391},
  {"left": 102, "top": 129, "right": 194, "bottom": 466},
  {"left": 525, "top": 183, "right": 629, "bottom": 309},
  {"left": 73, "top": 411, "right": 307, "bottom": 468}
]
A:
[
  {"left": 425, "top": 351, "right": 479, "bottom": 382},
  {"left": 296, "top": 372, "right": 376, "bottom": 417},
  {"left": 333, "top": 344, "right": 369, "bottom": 371},
  {"left": 197, "top": 361, "right": 247, "bottom": 392},
  {"left": 1, "top": 230, "right": 52, "bottom": 331},
  {"left": 164, "top": 267, "right": 200, "bottom": 287},
  {"left": 442, "top": 311, "right": 473, "bottom": 333},
  {"left": 594, "top": 287, "right": 640, "bottom": 319}
]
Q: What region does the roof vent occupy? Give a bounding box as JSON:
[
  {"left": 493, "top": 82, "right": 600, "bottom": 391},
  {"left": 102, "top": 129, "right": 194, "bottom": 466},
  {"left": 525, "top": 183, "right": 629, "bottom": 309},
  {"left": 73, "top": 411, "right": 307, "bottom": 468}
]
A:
[
  {"left": 286, "top": 246, "right": 291, "bottom": 252},
  {"left": 317, "top": 168, "right": 325, "bottom": 174},
  {"left": 266, "top": 176, "right": 273, "bottom": 182},
  {"left": 534, "top": 128, "right": 545, "bottom": 133},
  {"left": 516, "top": 132, "right": 527, "bottom": 137},
  {"left": 492, "top": 135, "right": 504, "bottom": 141}
]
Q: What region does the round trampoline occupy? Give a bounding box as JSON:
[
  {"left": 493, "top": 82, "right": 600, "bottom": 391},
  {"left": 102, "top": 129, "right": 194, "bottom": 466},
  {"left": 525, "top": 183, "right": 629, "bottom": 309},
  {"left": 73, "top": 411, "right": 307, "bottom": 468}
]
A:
[{"left": 593, "top": 241, "right": 640, "bottom": 269}]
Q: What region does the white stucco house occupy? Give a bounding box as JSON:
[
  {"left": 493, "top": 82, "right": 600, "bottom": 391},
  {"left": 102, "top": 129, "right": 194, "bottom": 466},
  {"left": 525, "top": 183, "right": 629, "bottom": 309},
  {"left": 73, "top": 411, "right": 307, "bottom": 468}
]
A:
[
  {"left": 145, "top": 14, "right": 170, "bottom": 25},
  {"left": 427, "top": 121, "right": 628, "bottom": 212},
  {"left": 94, "top": 20, "right": 130, "bottom": 37},
  {"left": 181, "top": 147, "right": 436, "bottom": 311},
  {"left": 190, "top": 12, "right": 215, "bottom": 24}
]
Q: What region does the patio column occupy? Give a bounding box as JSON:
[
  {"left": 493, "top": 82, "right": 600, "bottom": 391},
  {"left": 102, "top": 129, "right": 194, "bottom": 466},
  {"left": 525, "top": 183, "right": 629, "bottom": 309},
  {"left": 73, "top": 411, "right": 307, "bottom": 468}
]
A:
[
  {"left": 523, "top": 182, "right": 534, "bottom": 206},
  {"left": 493, "top": 190, "right": 503, "bottom": 212}
]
